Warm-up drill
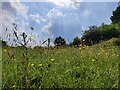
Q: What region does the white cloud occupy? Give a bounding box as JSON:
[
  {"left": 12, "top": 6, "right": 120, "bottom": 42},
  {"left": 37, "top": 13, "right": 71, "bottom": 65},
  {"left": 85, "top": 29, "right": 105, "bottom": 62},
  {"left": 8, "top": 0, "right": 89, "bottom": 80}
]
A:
[
  {"left": 42, "top": 21, "right": 53, "bottom": 36},
  {"left": 1, "top": 10, "right": 15, "bottom": 39},
  {"left": 53, "top": 1, "right": 71, "bottom": 7},
  {"left": 30, "top": 13, "right": 47, "bottom": 23},
  {"left": 26, "top": 33, "right": 40, "bottom": 48},
  {"left": 1, "top": 0, "right": 30, "bottom": 46},
  {"left": 1, "top": 10, "right": 29, "bottom": 45},
  {"left": 2, "top": 0, "right": 28, "bottom": 20},
  {"left": 34, "top": 8, "right": 65, "bottom": 40},
  {"left": 71, "top": 0, "right": 81, "bottom": 9},
  {"left": 2, "top": 0, "right": 28, "bottom": 28},
  {"left": 47, "top": 8, "right": 65, "bottom": 18},
  {"left": 53, "top": 0, "right": 82, "bottom": 9},
  {"left": 40, "top": 13, "right": 82, "bottom": 43},
  {"left": 83, "top": 9, "right": 90, "bottom": 17},
  {"left": 10, "top": 0, "right": 28, "bottom": 14},
  {"left": 30, "top": 14, "right": 41, "bottom": 23},
  {"left": 2, "top": 0, "right": 29, "bottom": 28}
]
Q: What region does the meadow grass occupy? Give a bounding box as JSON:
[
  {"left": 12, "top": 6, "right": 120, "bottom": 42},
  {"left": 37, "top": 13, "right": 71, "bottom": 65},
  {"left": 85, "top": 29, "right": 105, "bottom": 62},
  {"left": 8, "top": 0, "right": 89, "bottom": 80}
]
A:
[{"left": 2, "top": 38, "right": 120, "bottom": 89}]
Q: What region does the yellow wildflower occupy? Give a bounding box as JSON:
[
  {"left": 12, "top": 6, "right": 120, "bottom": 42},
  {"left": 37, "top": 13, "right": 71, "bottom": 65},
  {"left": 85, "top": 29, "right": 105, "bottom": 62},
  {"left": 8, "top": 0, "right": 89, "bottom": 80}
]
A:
[
  {"left": 4, "top": 49, "right": 7, "bottom": 52},
  {"left": 86, "top": 45, "right": 89, "bottom": 47},
  {"left": 83, "top": 39, "right": 85, "bottom": 41},
  {"left": 58, "top": 78, "right": 61, "bottom": 80},
  {"left": 79, "top": 48, "right": 82, "bottom": 50},
  {"left": 92, "top": 59, "right": 95, "bottom": 62},
  {"left": 50, "top": 58, "right": 54, "bottom": 61},
  {"left": 98, "top": 53, "right": 101, "bottom": 55},
  {"left": 65, "top": 59, "right": 68, "bottom": 62},
  {"left": 13, "top": 85, "right": 16, "bottom": 88},
  {"left": 31, "top": 63, "right": 34, "bottom": 67},
  {"left": 38, "top": 64, "right": 42, "bottom": 67},
  {"left": 80, "top": 44, "right": 82, "bottom": 47},
  {"left": 83, "top": 44, "right": 86, "bottom": 47},
  {"left": 82, "top": 46, "right": 85, "bottom": 49},
  {"left": 112, "top": 54, "right": 116, "bottom": 56}
]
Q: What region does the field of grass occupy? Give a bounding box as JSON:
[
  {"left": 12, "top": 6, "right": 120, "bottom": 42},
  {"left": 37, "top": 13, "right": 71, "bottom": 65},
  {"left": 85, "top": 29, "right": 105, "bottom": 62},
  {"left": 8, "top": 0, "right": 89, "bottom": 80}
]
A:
[{"left": 2, "top": 38, "right": 120, "bottom": 89}]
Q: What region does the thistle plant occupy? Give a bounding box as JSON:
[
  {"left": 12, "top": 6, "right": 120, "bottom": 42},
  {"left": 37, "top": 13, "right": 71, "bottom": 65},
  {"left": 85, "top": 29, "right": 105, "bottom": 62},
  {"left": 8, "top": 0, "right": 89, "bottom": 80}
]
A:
[{"left": 3, "top": 23, "right": 36, "bottom": 88}]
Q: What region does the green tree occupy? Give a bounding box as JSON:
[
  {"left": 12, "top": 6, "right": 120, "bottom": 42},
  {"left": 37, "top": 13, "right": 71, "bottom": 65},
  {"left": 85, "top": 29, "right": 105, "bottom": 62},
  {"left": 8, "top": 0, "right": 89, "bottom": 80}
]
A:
[
  {"left": 81, "top": 24, "right": 120, "bottom": 46},
  {"left": 72, "top": 36, "right": 81, "bottom": 47},
  {"left": 110, "top": 6, "right": 120, "bottom": 23},
  {"left": 54, "top": 36, "right": 66, "bottom": 47},
  {"left": 100, "top": 23, "right": 120, "bottom": 40},
  {"left": 0, "top": 40, "right": 7, "bottom": 47},
  {"left": 82, "top": 26, "right": 101, "bottom": 45}
]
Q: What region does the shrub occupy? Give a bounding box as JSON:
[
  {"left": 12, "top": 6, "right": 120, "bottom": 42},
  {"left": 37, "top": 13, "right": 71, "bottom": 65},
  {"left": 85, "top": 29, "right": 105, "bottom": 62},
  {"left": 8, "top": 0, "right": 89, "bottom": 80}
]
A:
[{"left": 54, "top": 36, "right": 66, "bottom": 47}]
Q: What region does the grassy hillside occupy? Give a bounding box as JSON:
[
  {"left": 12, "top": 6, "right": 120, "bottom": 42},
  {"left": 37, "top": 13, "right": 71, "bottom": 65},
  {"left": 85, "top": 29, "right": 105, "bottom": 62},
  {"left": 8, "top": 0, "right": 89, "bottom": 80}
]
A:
[{"left": 2, "top": 38, "right": 120, "bottom": 89}]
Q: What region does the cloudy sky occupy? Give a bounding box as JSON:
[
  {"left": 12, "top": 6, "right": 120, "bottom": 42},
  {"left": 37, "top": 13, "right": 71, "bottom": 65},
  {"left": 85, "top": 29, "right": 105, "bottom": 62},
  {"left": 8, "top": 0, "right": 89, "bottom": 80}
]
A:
[{"left": 1, "top": 0, "right": 119, "bottom": 46}]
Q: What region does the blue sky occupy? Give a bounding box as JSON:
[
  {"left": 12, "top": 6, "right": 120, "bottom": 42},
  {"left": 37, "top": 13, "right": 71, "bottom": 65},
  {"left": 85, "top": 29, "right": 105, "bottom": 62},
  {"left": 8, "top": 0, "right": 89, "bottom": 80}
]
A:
[{"left": 1, "top": 0, "right": 118, "bottom": 47}]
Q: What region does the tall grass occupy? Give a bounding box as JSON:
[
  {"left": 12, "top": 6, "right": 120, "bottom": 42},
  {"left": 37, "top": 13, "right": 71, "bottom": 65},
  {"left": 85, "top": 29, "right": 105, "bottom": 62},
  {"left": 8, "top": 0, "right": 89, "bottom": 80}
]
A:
[{"left": 2, "top": 38, "right": 119, "bottom": 89}]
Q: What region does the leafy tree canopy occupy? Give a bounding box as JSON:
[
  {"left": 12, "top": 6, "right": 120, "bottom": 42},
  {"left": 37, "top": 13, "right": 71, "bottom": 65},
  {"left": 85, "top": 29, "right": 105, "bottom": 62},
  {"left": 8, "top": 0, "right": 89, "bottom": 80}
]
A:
[
  {"left": 110, "top": 6, "right": 120, "bottom": 23},
  {"left": 72, "top": 36, "right": 81, "bottom": 47},
  {"left": 54, "top": 36, "right": 66, "bottom": 47}
]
